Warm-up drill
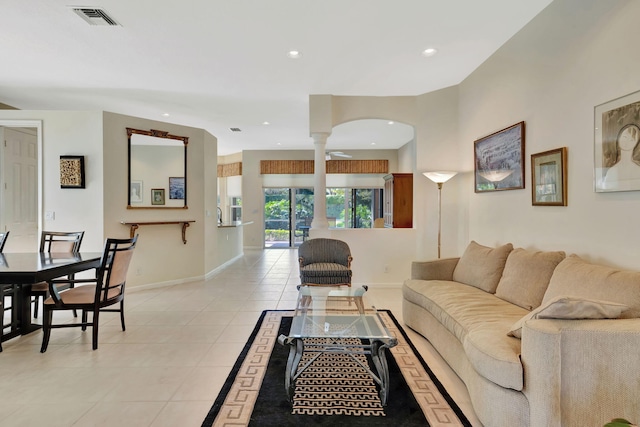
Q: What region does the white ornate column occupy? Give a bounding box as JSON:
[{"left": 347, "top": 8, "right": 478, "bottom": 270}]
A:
[{"left": 311, "top": 132, "right": 329, "bottom": 229}]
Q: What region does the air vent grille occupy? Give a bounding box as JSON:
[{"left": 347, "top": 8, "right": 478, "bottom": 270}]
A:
[
  {"left": 71, "top": 7, "right": 120, "bottom": 26},
  {"left": 230, "top": 128, "right": 242, "bottom": 132}
]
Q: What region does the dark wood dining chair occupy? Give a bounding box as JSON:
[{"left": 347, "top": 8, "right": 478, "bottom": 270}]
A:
[
  {"left": 40, "top": 235, "right": 138, "bottom": 352},
  {"left": 0, "top": 231, "right": 8, "bottom": 352},
  {"left": 30, "top": 231, "right": 84, "bottom": 318}
]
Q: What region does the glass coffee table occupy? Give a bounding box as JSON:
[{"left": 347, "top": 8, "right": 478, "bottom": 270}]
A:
[{"left": 277, "top": 285, "right": 398, "bottom": 405}]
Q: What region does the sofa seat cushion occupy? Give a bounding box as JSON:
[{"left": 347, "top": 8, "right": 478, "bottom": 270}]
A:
[{"left": 403, "top": 279, "right": 528, "bottom": 390}]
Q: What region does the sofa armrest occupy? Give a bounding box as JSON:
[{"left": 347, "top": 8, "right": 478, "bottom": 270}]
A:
[
  {"left": 521, "top": 318, "right": 640, "bottom": 427},
  {"left": 410, "top": 257, "right": 459, "bottom": 281}
]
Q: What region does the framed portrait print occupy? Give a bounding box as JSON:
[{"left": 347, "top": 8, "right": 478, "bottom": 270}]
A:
[
  {"left": 531, "top": 147, "right": 567, "bottom": 206},
  {"left": 130, "top": 180, "right": 143, "bottom": 203},
  {"left": 594, "top": 90, "right": 640, "bottom": 192},
  {"left": 474, "top": 122, "right": 525, "bottom": 192},
  {"left": 169, "top": 177, "right": 185, "bottom": 200},
  {"left": 151, "top": 188, "right": 165, "bottom": 205},
  {"left": 59, "top": 155, "right": 85, "bottom": 189}
]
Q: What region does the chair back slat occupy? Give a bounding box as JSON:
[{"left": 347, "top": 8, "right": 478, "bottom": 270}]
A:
[
  {"left": 0, "top": 231, "right": 9, "bottom": 253},
  {"left": 96, "top": 236, "right": 137, "bottom": 303},
  {"left": 40, "top": 231, "right": 84, "bottom": 253}
]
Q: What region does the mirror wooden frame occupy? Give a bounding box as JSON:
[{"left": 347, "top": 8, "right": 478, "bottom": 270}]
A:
[{"left": 126, "top": 128, "right": 188, "bottom": 209}]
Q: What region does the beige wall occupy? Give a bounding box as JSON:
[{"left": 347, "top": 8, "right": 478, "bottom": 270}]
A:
[{"left": 457, "top": 0, "right": 640, "bottom": 270}]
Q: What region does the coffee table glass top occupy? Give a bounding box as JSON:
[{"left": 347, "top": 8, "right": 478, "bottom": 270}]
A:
[{"left": 290, "top": 285, "right": 394, "bottom": 342}]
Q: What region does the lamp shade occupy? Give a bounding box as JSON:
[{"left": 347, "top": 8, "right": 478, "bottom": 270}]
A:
[{"left": 423, "top": 171, "right": 458, "bottom": 184}]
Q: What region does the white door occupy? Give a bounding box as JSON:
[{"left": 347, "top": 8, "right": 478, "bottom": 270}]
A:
[{"left": 1, "top": 127, "right": 38, "bottom": 252}]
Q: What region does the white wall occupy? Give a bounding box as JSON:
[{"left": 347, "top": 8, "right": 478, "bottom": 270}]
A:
[
  {"left": 0, "top": 111, "right": 105, "bottom": 251},
  {"left": 457, "top": 0, "right": 640, "bottom": 270}
]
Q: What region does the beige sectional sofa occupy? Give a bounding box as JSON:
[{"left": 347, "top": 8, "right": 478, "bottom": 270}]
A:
[{"left": 402, "top": 241, "right": 640, "bottom": 427}]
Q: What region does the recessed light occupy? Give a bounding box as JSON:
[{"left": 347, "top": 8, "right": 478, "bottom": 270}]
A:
[
  {"left": 277, "top": 142, "right": 282, "bottom": 146},
  {"left": 421, "top": 48, "right": 438, "bottom": 57},
  {"left": 388, "top": 121, "right": 394, "bottom": 125},
  {"left": 263, "top": 121, "right": 270, "bottom": 125},
  {"left": 371, "top": 142, "right": 377, "bottom": 146},
  {"left": 287, "top": 50, "right": 302, "bottom": 59},
  {"left": 162, "top": 113, "right": 170, "bottom": 117}
]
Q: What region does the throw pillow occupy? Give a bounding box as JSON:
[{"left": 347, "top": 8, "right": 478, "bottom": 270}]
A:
[
  {"left": 452, "top": 241, "right": 513, "bottom": 293},
  {"left": 543, "top": 255, "right": 640, "bottom": 318},
  {"left": 495, "top": 248, "right": 566, "bottom": 310},
  {"left": 507, "top": 295, "right": 628, "bottom": 338}
]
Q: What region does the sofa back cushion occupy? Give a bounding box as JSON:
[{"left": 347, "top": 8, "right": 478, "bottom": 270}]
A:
[
  {"left": 495, "top": 248, "right": 566, "bottom": 310},
  {"left": 452, "top": 241, "right": 513, "bottom": 293},
  {"left": 543, "top": 255, "right": 640, "bottom": 318}
]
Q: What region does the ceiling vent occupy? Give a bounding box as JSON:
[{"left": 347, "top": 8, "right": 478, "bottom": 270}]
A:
[
  {"left": 71, "top": 7, "right": 120, "bottom": 26},
  {"left": 230, "top": 128, "right": 242, "bottom": 132}
]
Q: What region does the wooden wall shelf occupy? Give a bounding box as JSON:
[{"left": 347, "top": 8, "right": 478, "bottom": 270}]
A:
[{"left": 120, "top": 220, "right": 195, "bottom": 244}]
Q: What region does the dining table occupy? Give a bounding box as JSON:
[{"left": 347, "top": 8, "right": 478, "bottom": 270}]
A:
[{"left": 0, "top": 251, "right": 103, "bottom": 343}]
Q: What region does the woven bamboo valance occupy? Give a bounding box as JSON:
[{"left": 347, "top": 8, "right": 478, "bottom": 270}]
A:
[
  {"left": 260, "top": 159, "right": 388, "bottom": 175},
  {"left": 218, "top": 162, "right": 242, "bottom": 177}
]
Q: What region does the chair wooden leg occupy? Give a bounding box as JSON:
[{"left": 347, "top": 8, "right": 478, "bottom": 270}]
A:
[
  {"left": 120, "top": 301, "right": 126, "bottom": 331},
  {"left": 92, "top": 310, "right": 99, "bottom": 350},
  {"left": 33, "top": 296, "right": 39, "bottom": 319},
  {"left": 81, "top": 311, "right": 88, "bottom": 331},
  {"left": 40, "top": 308, "right": 53, "bottom": 353}
]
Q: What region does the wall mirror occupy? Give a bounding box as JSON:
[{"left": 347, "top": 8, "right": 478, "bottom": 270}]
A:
[{"left": 127, "top": 128, "right": 188, "bottom": 209}]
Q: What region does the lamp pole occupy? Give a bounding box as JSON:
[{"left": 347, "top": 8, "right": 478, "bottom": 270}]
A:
[
  {"left": 436, "top": 181, "right": 443, "bottom": 259},
  {"left": 423, "top": 171, "right": 458, "bottom": 259}
]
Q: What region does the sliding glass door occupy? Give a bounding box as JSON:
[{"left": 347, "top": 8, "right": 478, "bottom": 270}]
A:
[
  {"left": 264, "top": 188, "right": 313, "bottom": 248},
  {"left": 264, "top": 187, "right": 382, "bottom": 248}
]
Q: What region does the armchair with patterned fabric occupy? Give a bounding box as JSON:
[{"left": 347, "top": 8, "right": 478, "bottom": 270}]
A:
[{"left": 298, "top": 238, "right": 353, "bottom": 286}]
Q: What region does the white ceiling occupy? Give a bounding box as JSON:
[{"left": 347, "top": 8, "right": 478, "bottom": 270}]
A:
[{"left": 0, "top": 0, "right": 553, "bottom": 155}]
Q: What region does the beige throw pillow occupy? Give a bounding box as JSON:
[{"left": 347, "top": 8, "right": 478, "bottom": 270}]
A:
[
  {"left": 452, "top": 241, "right": 513, "bottom": 293},
  {"left": 507, "top": 295, "right": 628, "bottom": 338},
  {"left": 495, "top": 248, "right": 566, "bottom": 310},
  {"left": 543, "top": 255, "right": 640, "bottom": 318}
]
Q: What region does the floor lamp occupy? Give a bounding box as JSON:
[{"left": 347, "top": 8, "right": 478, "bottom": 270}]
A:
[{"left": 423, "top": 171, "right": 458, "bottom": 258}]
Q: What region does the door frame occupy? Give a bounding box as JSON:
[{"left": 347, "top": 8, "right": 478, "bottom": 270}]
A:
[{"left": 0, "top": 120, "right": 43, "bottom": 240}]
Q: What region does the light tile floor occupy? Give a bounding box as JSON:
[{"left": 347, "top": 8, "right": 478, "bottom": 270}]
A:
[{"left": 1, "top": 248, "right": 482, "bottom": 427}]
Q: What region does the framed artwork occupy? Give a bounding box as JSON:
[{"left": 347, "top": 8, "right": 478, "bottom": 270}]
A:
[
  {"left": 169, "top": 177, "right": 185, "bottom": 200},
  {"left": 531, "top": 147, "right": 567, "bottom": 206},
  {"left": 594, "top": 90, "right": 640, "bottom": 192},
  {"left": 474, "top": 122, "right": 525, "bottom": 192},
  {"left": 151, "top": 188, "right": 165, "bottom": 205},
  {"left": 59, "top": 155, "right": 85, "bottom": 189},
  {"left": 130, "top": 180, "right": 143, "bottom": 203}
]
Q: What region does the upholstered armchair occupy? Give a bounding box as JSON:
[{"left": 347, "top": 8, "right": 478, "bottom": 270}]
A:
[{"left": 298, "top": 238, "right": 353, "bottom": 286}]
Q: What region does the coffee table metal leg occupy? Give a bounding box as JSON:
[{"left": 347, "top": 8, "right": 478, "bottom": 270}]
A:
[
  {"left": 371, "top": 340, "right": 391, "bottom": 406},
  {"left": 278, "top": 335, "right": 304, "bottom": 402}
]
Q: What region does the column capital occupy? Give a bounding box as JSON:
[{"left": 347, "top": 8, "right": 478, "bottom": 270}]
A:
[{"left": 311, "top": 132, "right": 331, "bottom": 145}]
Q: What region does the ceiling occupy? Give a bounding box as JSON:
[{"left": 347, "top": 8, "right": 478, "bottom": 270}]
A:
[{"left": 0, "top": 0, "right": 553, "bottom": 155}]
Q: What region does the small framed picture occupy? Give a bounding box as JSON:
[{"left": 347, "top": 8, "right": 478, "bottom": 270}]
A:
[
  {"left": 60, "top": 155, "right": 85, "bottom": 189},
  {"left": 169, "top": 177, "right": 185, "bottom": 200},
  {"left": 531, "top": 147, "right": 568, "bottom": 206},
  {"left": 151, "top": 188, "right": 165, "bottom": 205},
  {"left": 130, "top": 180, "right": 143, "bottom": 203}
]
